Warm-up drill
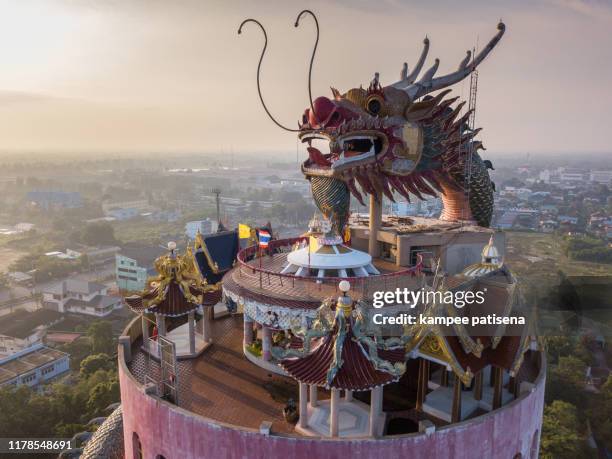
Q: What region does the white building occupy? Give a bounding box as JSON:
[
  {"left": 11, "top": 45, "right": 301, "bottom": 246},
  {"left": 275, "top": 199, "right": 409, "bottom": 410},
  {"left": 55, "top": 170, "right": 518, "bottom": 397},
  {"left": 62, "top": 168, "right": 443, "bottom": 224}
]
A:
[
  {"left": 116, "top": 254, "right": 148, "bottom": 292},
  {"left": 0, "top": 309, "right": 64, "bottom": 358},
  {"left": 42, "top": 279, "right": 122, "bottom": 317},
  {"left": 0, "top": 344, "right": 70, "bottom": 388},
  {"left": 589, "top": 170, "right": 612, "bottom": 184}
]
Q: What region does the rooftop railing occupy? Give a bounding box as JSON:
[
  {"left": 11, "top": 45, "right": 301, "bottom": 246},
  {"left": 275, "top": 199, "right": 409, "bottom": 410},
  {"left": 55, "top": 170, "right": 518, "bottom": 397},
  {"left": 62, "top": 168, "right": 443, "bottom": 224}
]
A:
[{"left": 233, "top": 237, "right": 425, "bottom": 300}]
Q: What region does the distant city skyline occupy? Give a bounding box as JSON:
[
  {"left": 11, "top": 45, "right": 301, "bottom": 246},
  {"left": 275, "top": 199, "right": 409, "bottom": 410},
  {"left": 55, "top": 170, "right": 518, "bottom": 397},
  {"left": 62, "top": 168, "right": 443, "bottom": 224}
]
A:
[{"left": 0, "top": 0, "right": 610, "bottom": 155}]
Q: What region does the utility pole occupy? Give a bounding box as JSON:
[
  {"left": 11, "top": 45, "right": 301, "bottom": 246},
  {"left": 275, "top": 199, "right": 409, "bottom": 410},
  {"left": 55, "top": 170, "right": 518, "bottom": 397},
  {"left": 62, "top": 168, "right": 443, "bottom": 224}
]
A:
[{"left": 210, "top": 188, "right": 222, "bottom": 227}]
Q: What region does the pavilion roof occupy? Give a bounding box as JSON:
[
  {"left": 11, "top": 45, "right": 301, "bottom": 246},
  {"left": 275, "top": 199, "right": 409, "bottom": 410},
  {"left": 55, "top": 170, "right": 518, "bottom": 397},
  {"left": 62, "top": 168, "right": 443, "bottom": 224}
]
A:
[
  {"left": 124, "top": 247, "right": 208, "bottom": 317},
  {"left": 280, "top": 302, "right": 406, "bottom": 391}
]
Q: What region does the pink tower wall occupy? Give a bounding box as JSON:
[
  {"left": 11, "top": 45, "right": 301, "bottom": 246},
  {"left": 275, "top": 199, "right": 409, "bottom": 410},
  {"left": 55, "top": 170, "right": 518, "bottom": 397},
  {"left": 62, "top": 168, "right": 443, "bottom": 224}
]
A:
[{"left": 119, "top": 352, "right": 545, "bottom": 459}]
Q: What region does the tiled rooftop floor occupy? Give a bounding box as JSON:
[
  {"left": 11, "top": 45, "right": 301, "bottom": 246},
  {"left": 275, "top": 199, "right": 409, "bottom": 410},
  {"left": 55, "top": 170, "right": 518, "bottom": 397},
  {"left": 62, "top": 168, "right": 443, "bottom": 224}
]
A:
[{"left": 128, "top": 314, "right": 297, "bottom": 434}]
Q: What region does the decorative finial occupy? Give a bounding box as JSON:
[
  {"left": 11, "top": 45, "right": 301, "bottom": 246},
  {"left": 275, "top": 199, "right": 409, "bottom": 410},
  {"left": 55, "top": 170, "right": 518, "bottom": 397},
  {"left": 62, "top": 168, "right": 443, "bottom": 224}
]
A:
[{"left": 339, "top": 280, "right": 350, "bottom": 294}]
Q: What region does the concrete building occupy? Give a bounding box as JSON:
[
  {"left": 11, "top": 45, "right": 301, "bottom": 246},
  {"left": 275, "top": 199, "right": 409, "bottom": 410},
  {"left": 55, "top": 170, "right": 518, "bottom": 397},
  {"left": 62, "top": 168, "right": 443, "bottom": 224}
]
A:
[
  {"left": 68, "top": 246, "right": 121, "bottom": 266},
  {"left": 42, "top": 279, "right": 121, "bottom": 317},
  {"left": 106, "top": 207, "right": 140, "bottom": 221},
  {"left": 0, "top": 309, "right": 64, "bottom": 358},
  {"left": 348, "top": 215, "right": 504, "bottom": 274},
  {"left": 115, "top": 254, "right": 148, "bottom": 292},
  {"left": 0, "top": 344, "right": 70, "bottom": 388},
  {"left": 589, "top": 170, "right": 612, "bottom": 184},
  {"left": 26, "top": 191, "right": 82, "bottom": 210}
]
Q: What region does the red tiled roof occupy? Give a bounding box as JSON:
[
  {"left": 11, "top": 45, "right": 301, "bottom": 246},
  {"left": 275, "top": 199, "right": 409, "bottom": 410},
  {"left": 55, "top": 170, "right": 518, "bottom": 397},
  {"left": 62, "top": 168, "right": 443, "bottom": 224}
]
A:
[
  {"left": 125, "top": 281, "right": 201, "bottom": 317},
  {"left": 445, "top": 335, "right": 523, "bottom": 374},
  {"left": 281, "top": 327, "right": 405, "bottom": 391}
]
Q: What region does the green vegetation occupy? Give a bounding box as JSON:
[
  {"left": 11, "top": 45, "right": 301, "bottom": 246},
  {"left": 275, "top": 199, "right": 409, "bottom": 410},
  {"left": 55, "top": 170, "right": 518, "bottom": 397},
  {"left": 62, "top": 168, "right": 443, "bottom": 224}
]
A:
[
  {"left": 9, "top": 252, "right": 85, "bottom": 283},
  {"left": 540, "top": 401, "right": 588, "bottom": 459},
  {"left": 587, "top": 376, "right": 612, "bottom": 452},
  {"left": 543, "top": 335, "right": 612, "bottom": 455},
  {"left": 86, "top": 320, "right": 115, "bottom": 355},
  {"left": 73, "top": 222, "right": 117, "bottom": 246},
  {"left": 0, "top": 320, "right": 119, "bottom": 438},
  {"left": 563, "top": 235, "right": 612, "bottom": 264}
]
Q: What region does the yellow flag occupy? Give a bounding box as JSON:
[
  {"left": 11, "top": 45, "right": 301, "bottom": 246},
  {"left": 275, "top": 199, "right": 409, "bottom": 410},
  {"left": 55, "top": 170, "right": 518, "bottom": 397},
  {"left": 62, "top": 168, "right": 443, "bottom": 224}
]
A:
[
  {"left": 309, "top": 235, "right": 319, "bottom": 253},
  {"left": 239, "top": 223, "right": 251, "bottom": 239}
]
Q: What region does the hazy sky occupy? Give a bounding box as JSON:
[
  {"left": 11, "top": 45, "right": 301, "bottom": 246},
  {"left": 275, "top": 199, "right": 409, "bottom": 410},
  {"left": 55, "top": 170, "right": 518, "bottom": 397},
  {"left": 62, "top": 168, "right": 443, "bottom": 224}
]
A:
[{"left": 0, "top": 0, "right": 610, "bottom": 156}]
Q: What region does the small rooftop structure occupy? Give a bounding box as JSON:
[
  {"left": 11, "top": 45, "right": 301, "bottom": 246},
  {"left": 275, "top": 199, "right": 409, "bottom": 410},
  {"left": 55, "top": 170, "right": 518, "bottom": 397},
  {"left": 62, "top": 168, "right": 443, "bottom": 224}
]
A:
[
  {"left": 125, "top": 243, "right": 205, "bottom": 317},
  {"left": 461, "top": 235, "right": 504, "bottom": 278},
  {"left": 124, "top": 242, "right": 218, "bottom": 359},
  {"left": 276, "top": 283, "right": 406, "bottom": 437}
]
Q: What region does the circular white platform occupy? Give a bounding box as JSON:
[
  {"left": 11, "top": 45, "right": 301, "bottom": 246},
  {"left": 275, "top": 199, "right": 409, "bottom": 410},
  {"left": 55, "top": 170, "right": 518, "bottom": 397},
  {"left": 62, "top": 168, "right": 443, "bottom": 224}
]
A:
[{"left": 282, "top": 244, "right": 380, "bottom": 278}]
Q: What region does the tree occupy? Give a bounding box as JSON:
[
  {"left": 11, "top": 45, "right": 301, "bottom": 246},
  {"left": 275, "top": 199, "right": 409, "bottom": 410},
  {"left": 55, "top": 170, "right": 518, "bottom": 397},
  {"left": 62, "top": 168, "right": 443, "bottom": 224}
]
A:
[
  {"left": 86, "top": 379, "right": 119, "bottom": 417},
  {"left": 81, "top": 222, "right": 116, "bottom": 246},
  {"left": 80, "top": 353, "right": 112, "bottom": 377},
  {"left": 588, "top": 376, "right": 612, "bottom": 451},
  {"left": 0, "top": 272, "right": 8, "bottom": 289},
  {"left": 540, "top": 400, "right": 585, "bottom": 459},
  {"left": 545, "top": 336, "right": 574, "bottom": 365},
  {"left": 87, "top": 321, "right": 114, "bottom": 354},
  {"left": 546, "top": 355, "right": 587, "bottom": 406}
]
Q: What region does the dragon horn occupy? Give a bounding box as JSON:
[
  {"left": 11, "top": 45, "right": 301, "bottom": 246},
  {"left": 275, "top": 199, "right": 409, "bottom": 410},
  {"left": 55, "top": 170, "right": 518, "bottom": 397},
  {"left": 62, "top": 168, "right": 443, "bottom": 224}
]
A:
[
  {"left": 394, "top": 36, "right": 430, "bottom": 88},
  {"left": 389, "top": 22, "right": 505, "bottom": 100}
]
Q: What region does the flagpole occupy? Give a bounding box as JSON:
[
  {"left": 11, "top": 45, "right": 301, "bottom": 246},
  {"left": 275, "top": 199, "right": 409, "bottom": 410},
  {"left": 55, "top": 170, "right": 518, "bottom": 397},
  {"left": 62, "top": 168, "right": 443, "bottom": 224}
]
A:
[{"left": 259, "top": 241, "right": 262, "bottom": 289}]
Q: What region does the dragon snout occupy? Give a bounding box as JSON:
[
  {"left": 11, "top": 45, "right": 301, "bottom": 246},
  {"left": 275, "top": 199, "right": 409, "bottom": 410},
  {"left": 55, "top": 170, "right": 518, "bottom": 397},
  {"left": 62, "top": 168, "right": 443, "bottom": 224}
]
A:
[{"left": 305, "top": 96, "right": 338, "bottom": 128}]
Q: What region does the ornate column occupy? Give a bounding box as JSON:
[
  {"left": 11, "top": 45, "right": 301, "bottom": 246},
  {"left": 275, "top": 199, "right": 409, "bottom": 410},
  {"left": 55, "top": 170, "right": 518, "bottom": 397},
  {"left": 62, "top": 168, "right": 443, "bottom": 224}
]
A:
[
  {"left": 156, "top": 314, "right": 166, "bottom": 337},
  {"left": 416, "top": 359, "right": 429, "bottom": 411},
  {"left": 345, "top": 390, "right": 353, "bottom": 402},
  {"left": 509, "top": 375, "right": 519, "bottom": 398},
  {"left": 188, "top": 311, "right": 196, "bottom": 354},
  {"left": 299, "top": 382, "right": 308, "bottom": 429},
  {"left": 474, "top": 371, "right": 483, "bottom": 401},
  {"left": 492, "top": 367, "right": 503, "bottom": 409},
  {"left": 451, "top": 374, "right": 462, "bottom": 423},
  {"left": 243, "top": 314, "right": 253, "bottom": 346},
  {"left": 141, "top": 315, "right": 150, "bottom": 351},
  {"left": 262, "top": 326, "right": 272, "bottom": 361},
  {"left": 441, "top": 368, "right": 449, "bottom": 387},
  {"left": 369, "top": 386, "right": 383, "bottom": 437},
  {"left": 309, "top": 385, "right": 318, "bottom": 407},
  {"left": 330, "top": 388, "right": 340, "bottom": 437}
]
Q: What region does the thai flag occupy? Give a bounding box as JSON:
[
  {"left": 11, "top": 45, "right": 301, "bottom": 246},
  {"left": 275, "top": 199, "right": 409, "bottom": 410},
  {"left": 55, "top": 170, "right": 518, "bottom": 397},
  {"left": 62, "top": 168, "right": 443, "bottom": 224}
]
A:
[{"left": 258, "top": 229, "right": 271, "bottom": 248}]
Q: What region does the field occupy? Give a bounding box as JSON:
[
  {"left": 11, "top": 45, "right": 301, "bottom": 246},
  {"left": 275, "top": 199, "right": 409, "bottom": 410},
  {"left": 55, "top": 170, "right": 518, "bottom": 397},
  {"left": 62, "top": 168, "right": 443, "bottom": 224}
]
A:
[{"left": 505, "top": 231, "right": 612, "bottom": 286}]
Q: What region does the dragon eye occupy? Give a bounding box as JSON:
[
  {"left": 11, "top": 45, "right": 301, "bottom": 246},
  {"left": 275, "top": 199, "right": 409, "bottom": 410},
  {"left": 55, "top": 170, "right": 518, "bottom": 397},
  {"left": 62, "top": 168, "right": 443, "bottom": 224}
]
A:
[{"left": 366, "top": 97, "right": 382, "bottom": 115}]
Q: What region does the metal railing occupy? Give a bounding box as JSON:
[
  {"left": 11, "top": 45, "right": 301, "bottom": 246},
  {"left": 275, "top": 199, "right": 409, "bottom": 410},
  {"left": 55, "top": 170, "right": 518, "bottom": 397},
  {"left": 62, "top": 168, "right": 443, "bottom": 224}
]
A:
[{"left": 234, "top": 237, "right": 425, "bottom": 300}]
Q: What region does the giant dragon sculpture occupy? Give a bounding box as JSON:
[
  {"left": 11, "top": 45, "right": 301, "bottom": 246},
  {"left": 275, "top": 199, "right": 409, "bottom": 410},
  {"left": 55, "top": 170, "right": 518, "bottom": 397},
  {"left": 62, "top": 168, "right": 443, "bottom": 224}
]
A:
[{"left": 239, "top": 12, "right": 504, "bottom": 231}]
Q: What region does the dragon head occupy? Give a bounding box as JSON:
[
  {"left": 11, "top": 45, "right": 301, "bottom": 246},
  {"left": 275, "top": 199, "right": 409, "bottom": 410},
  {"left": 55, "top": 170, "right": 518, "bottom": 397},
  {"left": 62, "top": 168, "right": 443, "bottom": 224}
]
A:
[
  {"left": 299, "top": 21, "right": 505, "bottom": 207},
  {"left": 239, "top": 15, "right": 504, "bottom": 228},
  {"left": 299, "top": 80, "right": 433, "bottom": 205}
]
